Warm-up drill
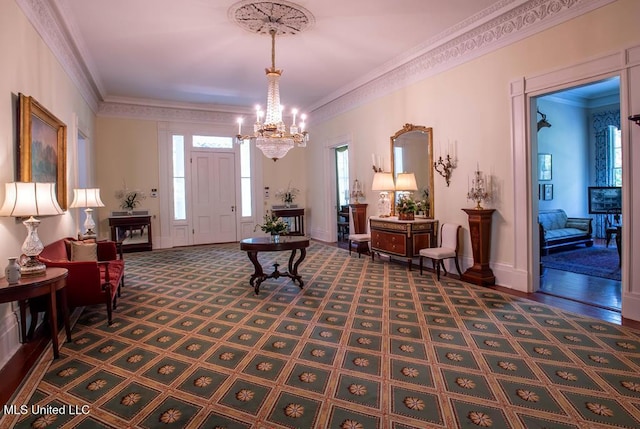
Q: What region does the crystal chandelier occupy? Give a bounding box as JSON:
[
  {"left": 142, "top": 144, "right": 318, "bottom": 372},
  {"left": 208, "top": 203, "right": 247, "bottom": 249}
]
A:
[{"left": 233, "top": 2, "right": 312, "bottom": 161}]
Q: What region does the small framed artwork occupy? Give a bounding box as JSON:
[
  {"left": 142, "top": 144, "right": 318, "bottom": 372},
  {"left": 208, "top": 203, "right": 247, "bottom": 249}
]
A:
[
  {"left": 538, "top": 153, "right": 552, "bottom": 181},
  {"left": 18, "top": 94, "right": 67, "bottom": 210},
  {"left": 543, "top": 183, "right": 553, "bottom": 200}
]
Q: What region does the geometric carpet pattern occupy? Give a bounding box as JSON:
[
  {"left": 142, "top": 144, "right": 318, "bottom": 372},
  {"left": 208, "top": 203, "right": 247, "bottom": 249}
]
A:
[{"left": 3, "top": 241, "right": 640, "bottom": 428}]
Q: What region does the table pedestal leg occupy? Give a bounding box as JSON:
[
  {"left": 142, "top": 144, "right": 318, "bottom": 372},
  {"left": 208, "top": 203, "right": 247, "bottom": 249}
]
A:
[
  {"left": 288, "top": 248, "right": 307, "bottom": 287},
  {"left": 247, "top": 251, "right": 266, "bottom": 295}
]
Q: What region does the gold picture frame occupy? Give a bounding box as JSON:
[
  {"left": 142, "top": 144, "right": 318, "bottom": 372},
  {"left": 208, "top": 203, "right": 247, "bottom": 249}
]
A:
[{"left": 18, "top": 94, "right": 67, "bottom": 210}]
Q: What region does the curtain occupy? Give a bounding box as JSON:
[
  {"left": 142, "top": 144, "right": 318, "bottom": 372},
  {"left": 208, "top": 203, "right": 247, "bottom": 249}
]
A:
[{"left": 593, "top": 110, "right": 620, "bottom": 237}]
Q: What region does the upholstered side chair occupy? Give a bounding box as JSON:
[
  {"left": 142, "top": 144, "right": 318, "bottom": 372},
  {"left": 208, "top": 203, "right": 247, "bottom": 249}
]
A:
[{"left": 419, "top": 223, "right": 462, "bottom": 280}]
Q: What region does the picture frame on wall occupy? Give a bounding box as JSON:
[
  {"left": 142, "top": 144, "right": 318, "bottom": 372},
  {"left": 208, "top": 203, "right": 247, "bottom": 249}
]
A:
[
  {"left": 538, "top": 153, "right": 552, "bottom": 181},
  {"left": 543, "top": 183, "right": 553, "bottom": 201},
  {"left": 18, "top": 93, "right": 67, "bottom": 210}
]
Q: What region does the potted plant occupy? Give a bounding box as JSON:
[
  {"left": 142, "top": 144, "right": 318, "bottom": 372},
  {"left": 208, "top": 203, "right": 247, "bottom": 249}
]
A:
[
  {"left": 396, "top": 194, "right": 418, "bottom": 220},
  {"left": 275, "top": 183, "right": 300, "bottom": 208},
  {"left": 115, "top": 189, "right": 146, "bottom": 214},
  {"left": 255, "top": 211, "right": 289, "bottom": 240}
]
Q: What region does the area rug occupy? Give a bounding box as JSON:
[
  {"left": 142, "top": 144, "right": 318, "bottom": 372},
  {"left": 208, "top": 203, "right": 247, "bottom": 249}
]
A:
[
  {"left": 542, "top": 245, "right": 621, "bottom": 281},
  {"left": 3, "top": 241, "right": 640, "bottom": 428}
]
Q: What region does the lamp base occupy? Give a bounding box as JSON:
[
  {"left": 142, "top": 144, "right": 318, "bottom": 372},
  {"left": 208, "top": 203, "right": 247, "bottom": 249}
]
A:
[{"left": 20, "top": 255, "right": 46, "bottom": 276}]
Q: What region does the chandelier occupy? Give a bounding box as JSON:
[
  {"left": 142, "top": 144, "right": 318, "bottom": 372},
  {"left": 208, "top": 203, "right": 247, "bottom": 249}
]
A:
[{"left": 232, "top": 1, "right": 312, "bottom": 161}]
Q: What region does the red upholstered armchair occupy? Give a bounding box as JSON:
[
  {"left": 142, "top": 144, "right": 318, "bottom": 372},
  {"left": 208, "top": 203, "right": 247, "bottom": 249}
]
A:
[{"left": 34, "top": 237, "right": 125, "bottom": 328}]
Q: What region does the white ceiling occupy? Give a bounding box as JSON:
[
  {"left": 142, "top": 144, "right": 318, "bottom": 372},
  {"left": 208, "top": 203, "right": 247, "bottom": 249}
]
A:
[{"left": 52, "top": 0, "right": 514, "bottom": 113}]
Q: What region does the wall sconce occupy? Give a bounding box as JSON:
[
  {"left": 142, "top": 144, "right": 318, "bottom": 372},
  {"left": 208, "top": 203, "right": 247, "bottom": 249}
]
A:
[
  {"left": 629, "top": 114, "right": 640, "bottom": 126},
  {"left": 537, "top": 109, "right": 552, "bottom": 131},
  {"left": 434, "top": 154, "right": 455, "bottom": 186}
]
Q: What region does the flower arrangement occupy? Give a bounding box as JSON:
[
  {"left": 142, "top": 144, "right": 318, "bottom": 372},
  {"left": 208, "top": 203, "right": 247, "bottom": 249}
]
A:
[
  {"left": 255, "top": 211, "right": 289, "bottom": 235},
  {"left": 396, "top": 194, "right": 418, "bottom": 220},
  {"left": 115, "top": 189, "right": 146, "bottom": 211},
  {"left": 275, "top": 184, "right": 300, "bottom": 204}
]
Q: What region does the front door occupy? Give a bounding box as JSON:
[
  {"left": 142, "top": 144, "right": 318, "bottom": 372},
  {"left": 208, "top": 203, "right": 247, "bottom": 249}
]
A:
[{"left": 191, "top": 151, "right": 237, "bottom": 244}]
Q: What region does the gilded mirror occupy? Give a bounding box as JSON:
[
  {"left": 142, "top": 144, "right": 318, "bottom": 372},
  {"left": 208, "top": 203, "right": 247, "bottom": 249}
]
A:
[{"left": 390, "top": 124, "right": 434, "bottom": 218}]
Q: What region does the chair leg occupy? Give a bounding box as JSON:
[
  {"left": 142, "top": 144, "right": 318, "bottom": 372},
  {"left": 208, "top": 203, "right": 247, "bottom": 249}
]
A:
[
  {"left": 348, "top": 240, "right": 352, "bottom": 256},
  {"left": 435, "top": 260, "right": 441, "bottom": 280},
  {"left": 440, "top": 260, "right": 448, "bottom": 276},
  {"left": 419, "top": 256, "right": 423, "bottom": 275},
  {"left": 454, "top": 257, "right": 462, "bottom": 277}
]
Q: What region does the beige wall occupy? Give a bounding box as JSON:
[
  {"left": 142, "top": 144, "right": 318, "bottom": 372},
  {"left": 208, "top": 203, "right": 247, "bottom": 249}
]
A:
[
  {"left": 94, "top": 117, "right": 160, "bottom": 238},
  {"left": 307, "top": 0, "right": 640, "bottom": 282},
  {"left": 0, "top": 0, "right": 96, "bottom": 367}
]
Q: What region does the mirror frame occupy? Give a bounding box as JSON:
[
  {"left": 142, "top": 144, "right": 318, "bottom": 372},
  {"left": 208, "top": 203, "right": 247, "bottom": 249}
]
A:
[{"left": 390, "top": 123, "right": 434, "bottom": 218}]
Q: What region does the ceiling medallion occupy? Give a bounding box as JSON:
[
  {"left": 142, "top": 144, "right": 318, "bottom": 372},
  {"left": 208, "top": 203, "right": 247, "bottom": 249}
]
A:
[
  {"left": 230, "top": 1, "right": 314, "bottom": 161},
  {"left": 229, "top": 1, "right": 315, "bottom": 35}
]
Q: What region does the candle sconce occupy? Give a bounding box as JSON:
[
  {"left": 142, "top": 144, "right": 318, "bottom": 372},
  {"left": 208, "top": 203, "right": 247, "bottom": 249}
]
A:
[{"left": 434, "top": 154, "right": 456, "bottom": 186}]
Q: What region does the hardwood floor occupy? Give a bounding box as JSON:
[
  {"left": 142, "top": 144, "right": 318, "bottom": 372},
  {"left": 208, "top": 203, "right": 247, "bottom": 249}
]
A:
[{"left": 539, "top": 267, "right": 621, "bottom": 312}]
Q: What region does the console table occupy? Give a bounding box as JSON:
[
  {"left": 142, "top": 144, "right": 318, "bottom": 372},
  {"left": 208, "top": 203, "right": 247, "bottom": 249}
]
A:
[
  {"left": 370, "top": 216, "right": 438, "bottom": 270},
  {"left": 0, "top": 267, "right": 71, "bottom": 359},
  {"left": 109, "top": 212, "right": 152, "bottom": 252},
  {"left": 272, "top": 207, "right": 305, "bottom": 236}
]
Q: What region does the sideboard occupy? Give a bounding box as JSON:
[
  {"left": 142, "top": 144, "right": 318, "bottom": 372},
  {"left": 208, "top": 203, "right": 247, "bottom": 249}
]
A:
[
  {"left": 370, "top": 216, "right": 438, "bottom": 270},
  {"left": 109, "top": 212, "right": 152, "bottom": 252}
]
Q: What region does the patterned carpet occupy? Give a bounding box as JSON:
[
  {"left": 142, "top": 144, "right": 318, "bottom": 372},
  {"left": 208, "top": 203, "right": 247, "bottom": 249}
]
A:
[{"left": 3, "top": 241, "right": 640, "bottom": 428}]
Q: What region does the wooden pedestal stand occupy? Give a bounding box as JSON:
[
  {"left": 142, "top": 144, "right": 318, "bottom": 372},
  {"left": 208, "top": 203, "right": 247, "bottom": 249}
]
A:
[{"left": 461, "top": 208, "right": 496, "bottom": 286}]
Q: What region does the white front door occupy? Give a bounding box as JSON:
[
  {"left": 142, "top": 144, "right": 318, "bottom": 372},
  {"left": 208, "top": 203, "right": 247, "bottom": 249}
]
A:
[{"left": 191, "top": 151, "right": 237, "bottom": 244}]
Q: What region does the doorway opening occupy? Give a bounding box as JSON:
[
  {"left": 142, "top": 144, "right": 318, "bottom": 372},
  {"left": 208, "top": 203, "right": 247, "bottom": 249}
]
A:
[
  {"left": 335, "top": 145, "right": 350, "bottom": 245},
  {"left": 534, "top": 77, "right": 622, "bottom": 312}
]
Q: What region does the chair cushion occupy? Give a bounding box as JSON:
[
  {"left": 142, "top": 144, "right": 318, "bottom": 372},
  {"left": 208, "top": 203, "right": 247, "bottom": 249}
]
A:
[
  {"left": 70, "top": 241, "right": 98, "bottom": 261},
  {"left": 349, "top": 233, "right": 370, "bottom": 242},
  {"left": 420, "top": 247, "right": 455, "bottom": 259}
]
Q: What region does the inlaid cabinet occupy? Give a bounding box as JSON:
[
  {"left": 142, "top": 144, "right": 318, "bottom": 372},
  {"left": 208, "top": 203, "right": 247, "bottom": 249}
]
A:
[{"left": 369, "top": 216, "right": 438, "bottom": 270}]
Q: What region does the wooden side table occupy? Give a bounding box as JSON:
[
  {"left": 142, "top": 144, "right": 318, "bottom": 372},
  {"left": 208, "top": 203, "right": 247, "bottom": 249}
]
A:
[
  {"left": 0, "top": 267, "right": 71, "bottom": 358},
  {"left": 461, "top": 208, "right": 496, "bottom": 286}
]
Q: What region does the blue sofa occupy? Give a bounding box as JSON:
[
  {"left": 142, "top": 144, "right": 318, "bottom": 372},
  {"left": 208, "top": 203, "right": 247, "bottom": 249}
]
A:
[{"left": 538, "top": 209, "right": 593, "bottom": 254}]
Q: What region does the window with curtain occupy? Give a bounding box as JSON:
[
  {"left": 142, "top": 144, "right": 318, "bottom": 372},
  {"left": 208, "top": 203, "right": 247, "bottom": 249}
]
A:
[
  {"left": 335, "top": 146, "right": 349, "bottom": 207},
  {"left": 593, "top": 110, "right": 621, "bottom": 237}
]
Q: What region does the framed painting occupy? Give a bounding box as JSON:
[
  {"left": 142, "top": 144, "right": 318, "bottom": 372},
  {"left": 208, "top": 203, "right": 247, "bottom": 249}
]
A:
[
  {"left": 543, "top": 183, "right": 553, "bottom": 201},
  {"left": 18, "top": 94, "right": 67, "bottom": 210},
  {"left": 538, "top": 153, "right": 552, "bottom": 181}
]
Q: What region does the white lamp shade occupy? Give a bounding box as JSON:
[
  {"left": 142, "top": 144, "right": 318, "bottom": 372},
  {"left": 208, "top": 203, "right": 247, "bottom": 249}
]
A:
[
  {"left": 371, "top": 172, "right": 395, "bottom": 191},
  {"left": 395, "top": 173, "right": 418, "bottom": 191},
  {"left": 0, "top": 182, "right": 64, "bottom": 217},
  {"left": 70, "top": 188, "right": 105, "bottom": 208}
]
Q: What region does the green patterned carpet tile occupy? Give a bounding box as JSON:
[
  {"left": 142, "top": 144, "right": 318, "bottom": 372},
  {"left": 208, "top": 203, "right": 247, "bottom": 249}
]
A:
[{"left": 2, "top": 242, "right": 640, "bottom": 428}]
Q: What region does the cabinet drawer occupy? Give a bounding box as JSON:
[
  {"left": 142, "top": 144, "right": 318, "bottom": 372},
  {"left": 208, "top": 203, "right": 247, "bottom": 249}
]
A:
[{"left": 371, "top": 230, "right": 407, "bottom": 256}]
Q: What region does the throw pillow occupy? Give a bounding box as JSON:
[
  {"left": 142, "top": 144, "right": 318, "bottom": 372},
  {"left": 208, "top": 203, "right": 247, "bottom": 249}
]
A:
[{"left": 70, "top": 241, "right": 98, "bottom": 261}]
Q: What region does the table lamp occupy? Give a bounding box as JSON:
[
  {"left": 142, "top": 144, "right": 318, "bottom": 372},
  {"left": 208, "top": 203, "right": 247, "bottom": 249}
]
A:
[
  {"left": 0, "top": 182, "right": 64, "bottom": 276},
  {"left": 69, "top": 188, "right": 105, "bottom": 237},
  {"left": 395, "top": 172, "right": 417, "bottom": 195},
  {"left": 371, "top": 172, "right": 395, "bottom": 217}
]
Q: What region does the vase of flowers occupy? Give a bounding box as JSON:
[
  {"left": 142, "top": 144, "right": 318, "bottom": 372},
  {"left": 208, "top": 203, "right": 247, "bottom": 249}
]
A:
[
  {"left": 275, "top": 184, "right": 300, "bottom": 208},
  {"left": 116, "top": 189, "right": 146, "bottom": 214},
  {"left": 255, "top": 212, "right": 289, "bottom": 241},
  {"left": 396, "top": 194, "right": 417, "bottom": 220}
]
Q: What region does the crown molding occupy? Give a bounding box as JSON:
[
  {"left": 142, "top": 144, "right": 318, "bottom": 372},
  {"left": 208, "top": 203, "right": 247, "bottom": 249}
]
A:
[
  {"left": 17, "top": 0, "right": 615, "bottom": 123},
  {"left": 15, "top": 0, "right": 101, "bottom": 113},
  {"left": 311, "top": 0, "right": 616, "bottom": 124}
]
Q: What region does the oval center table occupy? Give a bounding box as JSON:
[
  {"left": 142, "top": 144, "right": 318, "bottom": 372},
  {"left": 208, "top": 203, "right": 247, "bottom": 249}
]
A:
[{"left": 240, "top": 236, "right": 310, "bottom": 295}]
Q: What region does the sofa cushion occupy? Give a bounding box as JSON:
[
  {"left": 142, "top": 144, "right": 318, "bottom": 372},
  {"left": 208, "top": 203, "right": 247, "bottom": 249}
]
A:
[
  {"left": 545, "top": 228, "right": 588, "bottom": 241},
  {"left": 70, "top": 241, "right": 98, "bottom": 261},
  {"left": 538, "top": 209, "right": 568, "bottom": 231}
]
